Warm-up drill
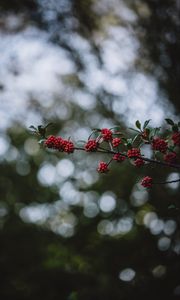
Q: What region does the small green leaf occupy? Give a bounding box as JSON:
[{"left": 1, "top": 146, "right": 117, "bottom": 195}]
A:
[
  {"left": 135, "top": 120, "right": 141, "bottom": 130},
  {"left": 129, "top": 127, "right": 141, "bottom": 133},
  {"left": 132, "top": 134, "right": 140, "bottom": 143},
  {"left": 109, "top": 126, "right": 120, "bottom": 131},
  {"left": 126, "top": 143, "right": 132, "bottom": 149},
  {"left": 92, "top": 128, "right": 101, "bottom": 131},
  {"left": 121, "top": 137, "right": 127, "bottom": 143},
  {"left": 45, "top": 122, "right": 53, "bottom": 129},
  {"left": 168, "top": 204, "right": 176, "bottom": 210},
  {"left": 168, "top": 145, "right": 175, "bottom": 151},
  {"left": 165, "top": 118, "right": 174, "bottom": 126},
  {"left": 145, "top": 128, "right": 150, "bottom": 134},
  {"left": 143, "top": 119, "right": 151, "bottom": 129},
  {"left": 149, "top": 127, "right": 161, "bottom": 139},
  {"left": 29, "top": 125, "right": 37, "bottom": 130},
  {"left": 127, "top": 138, "right": 133, "bottom": 144},
  {"left": 38, "top": 139, "right": 46, "bottom": 144},
  {"left": 172, "top": 125, "right": 179, "bottom": 132},
  {"left": 142, "top": 128, "right": 150, "bottom": 138}
]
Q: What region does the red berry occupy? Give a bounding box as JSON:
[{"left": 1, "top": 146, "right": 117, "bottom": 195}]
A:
[
  {"left": 44, "top": 135, "right": 58, "bottom": 149},
  {"left": 113, "top": 153, "right": 126, "bottom": 162},
  {"left": 62, "top": 140, "right": 75, "bottom": 153},
  {"left": 54, "top": 137, "right": 64, "bottom": 151},
  {"left": 101, "top": 128, "right": 113, "bottom": 141},
  {"left": 97, "top": 161, "right": 109, "bottom": 173},
  {"left": 141, "top": 176, "right": 153, "bottom": 188},
  {"left": 127, "top": 148, "right": 141, "bottom": 159},
  {"left": 112, "top": 137, "right": 121, "bottom": 147},
  {"left": 172, "top": 132, "right": 180, "bottom": 146},
  {"left": 85, "top": 139, "right": 98, "bottom": 152},
  {"left": 152, "top": 138, "right": 168, "bottom": 153},
  {"left": 164, "top": 152, "right": 177, "bottom": 163},
  {"left": 134, "top": 158, "right": 144, "bottom": 167},
  {"left": 44, "top": 135, "right": 65, "bottom": 151}
]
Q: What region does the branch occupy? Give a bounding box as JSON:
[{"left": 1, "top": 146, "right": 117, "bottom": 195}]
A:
[
  {"left": 153, "top": 179, "right": 180, "bottom": 185},
  {"left": 75, "top": 147, "right": 180, "bottom": 169}
]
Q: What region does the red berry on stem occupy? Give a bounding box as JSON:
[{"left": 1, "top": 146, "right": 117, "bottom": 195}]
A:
[
  {"left": 45, "top": 135, "right": 58, "bottom": 149},
  {"left": 172, "top": 132, "right": 180, "bottom": 146},
  {"left": 134, "top": 158, "right": 144, "bottom": 167},
  {"left": 85, "top": 139, "right": 98, "bottom": 152},
  {"left": 101, "top": 128, "right": 113, "bottom": 141},
  {"left": 127, "top": 148, "right": 141, "bottom": 159},
  {"left": 113, "top": 153, "right": 126, "bottom": 162},
  {"left": 164, "top": 152, "right": 177, "bottom": 163},
  {"left": 152, "top": 138, "right": 168, "bottom": 153},
  {"left": 112, "top": 137, "right": 121, "bottom": 147},
  {"left": 62, "top": 140, "right": 75, "bottom": 153},
  {"left": 97, "top": 161, "right": 109, "bottom": 173},
  {"left": 141, "top": 176, "right": 153, "bottom": 188}
]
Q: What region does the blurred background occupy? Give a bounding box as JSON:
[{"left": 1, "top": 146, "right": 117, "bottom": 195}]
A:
[{"left": 0, "top": 0, "right": 180, "bottom": 299}]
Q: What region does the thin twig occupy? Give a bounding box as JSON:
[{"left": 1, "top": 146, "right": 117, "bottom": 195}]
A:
[
  {"left": 74, "top": 146, "right": 180, "bottom": 169},
  {"left": 153, "top": 179, "right": 180, "bottom": 185}
]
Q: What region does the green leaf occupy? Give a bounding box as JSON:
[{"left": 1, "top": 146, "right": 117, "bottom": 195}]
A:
[
  {"left": 127, "top": 138, "right": 133, "bottom": 144},
  {"left": 142, "top": 128, "right": 150, "bottom": 137},
  {"left": 126, "top": 143, "right": 132, "bottom": 149},
  {"left": 149, "top": 127, "right": 160, "bottom": 140},
  {"left": 132, "top": 134, "right": 140, "bottom": 143},
  {"left": 143, "top": 119, "right": 151, "bottom": 129},
  {"left": 172, "top": 125, "right": 179, "bottom": 132},
  {"left": 165, "top": 118, "right": 174, "bottom": 126},
  {"left": 126, "top": 138, "right": 133, "bottom": 148},
  {"left": 92, "top": 128, "right": 101, "bottom": 131},
  {"left": 38, "top": 139, "right": 46, "bottom": 144},
  {"left": 168, "top": 204, "right": 178, "bottom": 210},
  {"left": 29, "top": 125, "right": 37, "bottom": 130},
  {"left": 88, "top": 130, "right": 99, "bottom": 140},
  {"left": 128, "top": 127, "right": 141, "bottom": 133},
  {"left": 135, "top": 120, "right": 141, "bottom": 130},
  {"left": 109, "top": 126, "right": 120, "bottom": 131},
  {"left": 68, "top": 292, "right": 78, "bottom": 300},
  {"left": 178, "top": 121, "right": 180, "bottom": 127},
  {"left": 121, "top": 137, "right": 127, "bottom": 143},
  {"left": 45, "top": 122, "right": 53, "bottom": 129},
  {"left": 168, "top": 145, "right": 175, "bottom": 152}
]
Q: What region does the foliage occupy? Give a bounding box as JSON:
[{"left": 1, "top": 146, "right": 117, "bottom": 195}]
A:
[{"left": 31, "top": 119, "right": 180, "bottom": 188}]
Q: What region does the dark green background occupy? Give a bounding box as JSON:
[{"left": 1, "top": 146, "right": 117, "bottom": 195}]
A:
[{"left": 0, "top": 1, "right": 180, "bottom": 299}]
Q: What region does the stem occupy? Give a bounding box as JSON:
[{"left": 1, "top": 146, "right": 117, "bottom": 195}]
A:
[
  {"left": 153, "top": 179, "right": 180, "bottom": 185},
  {"left": 74, "top": 146, "right": 180, "bottom": 169}
]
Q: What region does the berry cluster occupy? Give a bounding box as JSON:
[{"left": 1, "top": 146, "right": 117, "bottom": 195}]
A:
[
  {"left": 127, "top": 148, "right": 141, "bottom": 159},
  {"left": 172, "top": 132, "right": 180, "bottom": 146},
  {"left": 45, "top": 135, "right": 75, "bottom": 153},
  {"left": 112, "top": 153, "right": 126, "bottom": 162},
  {"left": 101, "top": 128, "right": 113, "bottom": 141},
  {"left": 44, "top": 135, "right": 61, "bottom": 149},
  {"left": 164, "top": 152, "right": 177, "bottom": 163},
  {"left": 134, "top": 158, "right": 144, "bottom": 167},
  {"left": 85, "top": 139, "right": 99, "bottom": 152},
  {"left": 141, "top": 176, "right": 153, "bottom": 188},
  {"left": 63, "top": 140, "right": 74, "bottom": 153},
  {"left": 112, "top": 137, "right": 121, "bottom": 147},
  {"left": 97, "top": 161, "right": 109, "bottom": 173},
  {"left": 152, "top": 138, "right": 168, "bottom": 153},
  {"left": 31, "top": 118, "right": 180, "bottom": 190}
]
